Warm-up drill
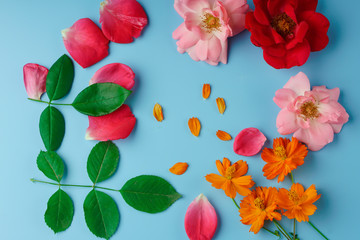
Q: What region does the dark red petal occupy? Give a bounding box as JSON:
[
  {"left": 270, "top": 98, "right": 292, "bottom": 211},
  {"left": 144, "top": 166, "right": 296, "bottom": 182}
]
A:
[
  {"left": 267, "top": 0, "right": 297, "bottom": 17},
  {"left": 246, "top": 12, "right": 275, "bottom": 47},
  {"left": 263, "top": 40, "right": 310, "bottom": 69},
  {"left": 286, "top": 21, "right": 309, "bottom": 49},
  {"left": 86, "top": 104, "right": 136, "bottom": 141},
  {"left": 62, "top": 18, "right": 109, "bottom": 68},
  {"left": 253, "top": 0, "right": 271, "bottom": 25},
  {"left": 90, "top": 63, "right": 135, "bottom": 90},
  {"left": 296, "top": 0, "right": 318, "bottom": 13},
  {"left": 100, "top": 0, "right": 148, "bottom": 43},
  {"left": 300, "top": 11, "right": 329, "bottom": 51}
]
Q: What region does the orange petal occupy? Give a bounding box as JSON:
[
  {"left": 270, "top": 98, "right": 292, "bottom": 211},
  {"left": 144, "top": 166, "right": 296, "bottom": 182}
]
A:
[
  {"left": 169, "top": 162, "right": 188, "bottom": 175},
  {"left": 216, "top": 97, "right": 226, "bottom": 114},
  {"left": 216, "top": 130, "right": 232, "bottom": 141},
  {"left": 202, "top": 83, "right": 211, "bottom": 99},
  {"left": 153, "top": 103, "right": 164, "bottom": 122},
  {"left": 188, "top": 117, "right": 201, "bottom": 136}
]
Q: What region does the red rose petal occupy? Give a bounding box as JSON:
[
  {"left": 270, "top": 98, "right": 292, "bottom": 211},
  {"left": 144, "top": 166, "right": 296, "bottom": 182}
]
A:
[
  {"left": 62, "top": 18, "right": 109, "bottom": 68},
  {"left": 23, "top": 63, "right": 48, "bottom": 100},
  {"left": 185, "top": 194, "right": 218, "bottom": 240},
  {"left": 85, "top": 104, "right": 136, "bottom": 141},
  {"left": 245, "top": 12, "right": 275, "bottom": 47},
  {"left": 296, "top": 0, "right": 318, "bottom": 13},
  {"left": 100, "top": 0, "right": 148, "bottom": 43},
  {"left": 90, "top": 63, "right": 135, "bottom": 90},
  {"left": 233, "top": 128, "right": 267, "bottom": 156}
]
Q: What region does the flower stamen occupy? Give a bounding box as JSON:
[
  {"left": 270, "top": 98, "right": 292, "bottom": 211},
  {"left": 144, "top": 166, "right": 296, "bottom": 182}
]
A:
[
  {"left": 202, "top": 13, "right": 221, "bottom": 33},
  {"left": 254, "top": 197, "right": 265, "bottom": 210},
  {"left": 271, "top": 13, "right": 296, "bottom": 38},
  {"left": 274, "top": 146, "right": 287, "bottom": 160},
  {"left": 300, "top": 101, "right": 320, "bottom": 120},
  {"left": 225, "top": 166, "right": 236, "bottom": 180}
]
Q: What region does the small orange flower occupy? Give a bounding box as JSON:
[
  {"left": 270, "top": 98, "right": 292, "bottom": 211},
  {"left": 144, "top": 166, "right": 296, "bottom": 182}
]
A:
[
  {"left": 169, "top": 162, "right": 189, "bottom": 175},
  {"left": 153, "top": 103, "right": 164, "bottom": 122},
  {"left": 216, "top": 130, "right": 232, "bottom": 141},
  {"left": 188, "top": 117, "right": 201, "bottom": 136},
  {"left": 202, "top": 84, "right": 211, "bottom": 99},
  {"left": 216, "top": 97, "right": 226, "bottom": 114},
  {"left": 205, "top": 158, "right": 255, "bottom": 198},
  {"left": 261, "top": 137, "right": 308, "bottom": 182},
  {"left": 239, "top": 187, "right": 281, "bottom": 234},
  {"left": 278, "top": 183, "right": 321, "bottom": 222}
]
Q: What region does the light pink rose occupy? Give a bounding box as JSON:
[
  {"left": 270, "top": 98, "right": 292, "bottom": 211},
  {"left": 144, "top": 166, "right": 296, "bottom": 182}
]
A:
[
  {"left": 274, "top": 72, "right": 349, "bottom": 151},
  {"left": 173, "top": 0, "right": 249, "bottom": 65}
]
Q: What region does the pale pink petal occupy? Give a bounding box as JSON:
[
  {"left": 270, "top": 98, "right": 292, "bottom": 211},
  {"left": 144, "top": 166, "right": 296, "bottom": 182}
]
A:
[
  {"left": 195, "top": 40, "right": 209, "bottom": 61},
  {"left": 218, "top": 40, "right": 228, "bottom": 64},
  {"left": 317, "top": 101, "right": 349, "bottom": 124},
  {"left": 312, "top": 86, "right": 340, "bottom": 101},
  {"left": 293, "top": 122, "right": 334, "bottom": 151},
  {"left": 185, "top": 194, "right": 217, "bottom": 240},
  {"left": 100, "top": 0, "right": 148, "bottom": 43},
  {"left": 207, "top": 37, "right": 222, "bottom": 62},
  {"left": 62, "top": 18, "right": 109, "bottom": 68},
  {"left": 173, "top": 23, "right": 200, "bottom": 52},
  {"left": 273, "top": 88, "right": 297, "bottom": 108},
  {"left": 90, "top": 63, "right": 135, "bottom": 90},
  {"left": 330, "top": 123, "right": 345, "bottom": 134},
  {"left": 283, "top": 72, "right": 311, "bottom": 96},
  {"left": 233, "top": 128, "right": 267, "bottom": 156},
  {"left": 85, "top": 104, "right": 136, "bottom": 141},
  {"left": 175, "top": 0, "right": 212, "bottom": 18},
  {"left": 23, "top": 63, "right": 48, "bottom": 100},
  {"left": 276, "top": 109, "right": 299, "bottom": 135},
  {"left": 221, "top": 0, "right": 249, "bottom": 36}
]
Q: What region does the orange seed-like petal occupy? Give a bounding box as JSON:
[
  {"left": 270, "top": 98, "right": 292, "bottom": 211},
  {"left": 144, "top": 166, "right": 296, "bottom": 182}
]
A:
[
  {"left": 188, "top": 117, "right": 201, "bottom": 137},
  {"left": 153, "top": 103, "right": 164, "bottom": 122},
  {"left": 169, "top": 162, "right": 189, "bottom": 175},
  {"left": 216, "top": 98, "right": 226, "bottom": 114},
  {"left": 202, "top": 84, "right": 211, "bottom": 99},
  {"left": 216, "top": 130, "right": 232, "bottom": 141}
]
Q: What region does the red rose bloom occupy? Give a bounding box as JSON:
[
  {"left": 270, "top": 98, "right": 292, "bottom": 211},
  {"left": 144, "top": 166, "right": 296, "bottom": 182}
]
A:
[{"left": 245, "top": 0, "right": 330, "bottom": 69}]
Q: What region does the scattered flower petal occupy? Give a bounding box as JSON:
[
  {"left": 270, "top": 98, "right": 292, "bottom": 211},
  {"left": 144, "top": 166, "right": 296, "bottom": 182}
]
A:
[
  {"left": 233, "top": 128, "right": 266, "bottom": 156},
  {"left": 85, "top": 104, "right": 136, "bottom": 141},
  {"left": 23, "top": 63, "right": 48, "bottom": 100},
  {"left": 100, "top": 0, "right": 148, "bottom": 43},
  {"left": 188, "top": 117, "right": 201, "bottom": 137},
  {"left": 62, "top": 18, "right": 109, "bottom": 68},
  {"left": 202, "top": 84, "right": 211, "bottom": 99},
  {"left": 185, "top": 194, "right": 218, "bottom": 240},
  {"left": 169, "top": 162, "right": 189, "bottom": 175},
  {"left": 216, "top": 97, "right": 226, "bottom": 114},
  {"left": 216, "top": 130, "right": 232, "bottom": 141},
  {"left": 153, "top": 103, "right": 164, "bottom": 122},
  {"left": 90, "top": 63, "right": 135, "bottom": 90}
]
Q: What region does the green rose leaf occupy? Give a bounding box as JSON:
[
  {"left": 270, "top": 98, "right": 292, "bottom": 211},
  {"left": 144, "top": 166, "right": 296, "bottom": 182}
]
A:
[
  {"left": 39, "top": 106, "right": 65, "bottom": 151},
  {"left": 87, "top": 141, "right": 120, "bottom": 184},
  {"left": 84, "top": 190, "right": 120, "bottom": 239},
  {"left": 46, "top": 54, "right": 74, "bottom": 101},
  {"left": 120, "top": 175, "right": 182, "bottom": 213},
  {"left": 37, "top": 151, "right": 64, "bottom": 182},
  {"left": 45, "top": 189, "right": 74, "bottom": 233},
  {"left": 72, "top": 83, "right": 132, "bottom": 116}
]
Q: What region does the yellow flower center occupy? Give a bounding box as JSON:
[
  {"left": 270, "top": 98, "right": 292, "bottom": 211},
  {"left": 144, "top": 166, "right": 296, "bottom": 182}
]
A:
[
  {"left": 271, "top": 13, "right": 296, "bottom": 38},
  {"left": 225, "top": 166, "right": 236, "bottom": 180},
  {"left": 300, "top": 101, "right": 320, "bottom": 120},
  {"left": 202, "top": 13, "right": 221, "bottom": 33},
  {"left": 274, "top": 146, "right": 287, "bottom": 160},
  {"left": 254, "top": 197, "right": 265, "bottom": 210}
]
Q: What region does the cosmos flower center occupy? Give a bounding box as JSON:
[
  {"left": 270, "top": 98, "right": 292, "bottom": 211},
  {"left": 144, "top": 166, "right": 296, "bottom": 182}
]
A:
[
  {"left": 225, "top": 166, "right": 236, "bottom": 180},
  {"left": 202, "top": 13, "right": 221, "bottom": 33},
  {"left": 300, "top": 101, "right": 320, "bottom": 120},
  {"left": 271, "top": 13, "right": 296, "bottom": 38},
  {"left": 274, "top": 146, "right": 287, "bottom": 160},
  {"left": 254, "top": 197, "right": 265, "bottom": 210}
]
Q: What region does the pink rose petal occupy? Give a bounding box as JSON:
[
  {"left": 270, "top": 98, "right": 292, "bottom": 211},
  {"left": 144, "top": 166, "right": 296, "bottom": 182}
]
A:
[
  {"left": 85, "top": 104, "right": 136, "bottom": 141},
  {"left": 90, "top": 63, "right": 135, "bottom": 90},
  {"left": 283, "top": 72, "right": 311, "bottom": 96},
  {"left": 23, "top": 63, "right": 48, "bottom": 100},
  {"left": 185, "top": 194, "right": 217, "bottom": 240},
  {"left": 100, "top": 0, "right": 148, "bottom": 43},
  {"left": 62, "top": 18, "right": 109, "bottom": 68},
  {"left": 233, "top": 127, "right": 267, "bottom": 156}
]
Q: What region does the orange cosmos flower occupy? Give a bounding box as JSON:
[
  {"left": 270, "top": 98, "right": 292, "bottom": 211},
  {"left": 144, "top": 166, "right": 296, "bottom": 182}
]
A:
[
  {"left": 239, "top": 187, "right": 281, "bottom": 234},
  {"left": 278, "top": 183, "right": 321, "bottom": 222},
  {"left": 261, "top": 137, "right": 308, "bottom": 182},
  {"left": 205, "top": 158, "right": 255, "bottom": 198}
]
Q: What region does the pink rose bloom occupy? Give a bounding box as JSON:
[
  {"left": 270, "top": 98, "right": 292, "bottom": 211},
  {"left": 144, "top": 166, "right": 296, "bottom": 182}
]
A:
[
  {"left": 274, "top": 72, "right": 349, "bottom": 151},
  {"left": 173, "top": 0, "right": 249, "bottom": 65}
]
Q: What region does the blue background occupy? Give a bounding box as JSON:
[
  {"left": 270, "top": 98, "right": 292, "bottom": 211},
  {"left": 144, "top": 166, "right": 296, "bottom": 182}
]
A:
[{"left": 0, "top": 0, "right": 358, "bottom": 239}]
